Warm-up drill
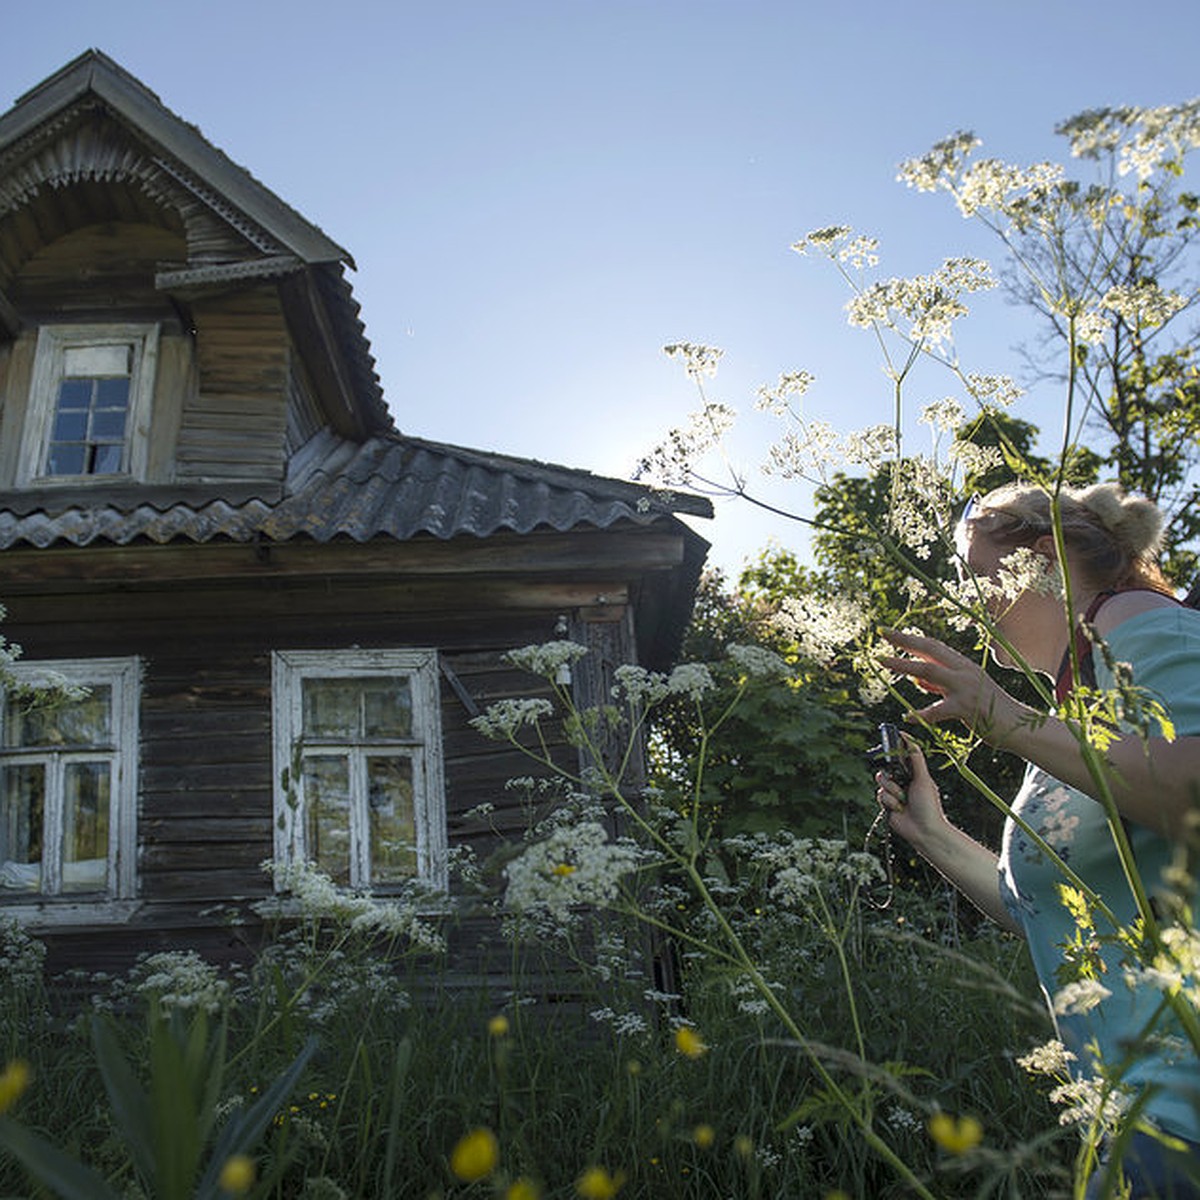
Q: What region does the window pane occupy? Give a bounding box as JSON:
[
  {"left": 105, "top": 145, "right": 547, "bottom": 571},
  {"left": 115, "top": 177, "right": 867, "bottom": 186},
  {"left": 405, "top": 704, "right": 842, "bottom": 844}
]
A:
[
  {"left": 7, "top": 687, "right": 111, "bottom": 749},
  {"left": 363, "top": 679, "right": 412, "bottom": 738},
  {"left": 52, "top": 410, "right": 88, "bottom": 442},
  {"left": 90, "top": 443, "right": 124, "bottom": 474},
  {"left": 62, "top": 344, "right": 131, "bottom": 376},
  {"left": 94, "top": 377, "right": 131, "bottom": 410},
  {"left": 46, "top": 444, "right": 86, "bottom": 476},
  {"left": 91, "top": 406, "right": 128, "bottom": 440},
  {"left": 62, "top": 761, "right": 110, "bottom": 892},
  {"left": 0, "top": 764, "right": 45, "bottom": 892},
  {"left": 367, "top": 756, "right": 416, "bottom": 883},
  {"left": 55, "top": 378, "right": 93, "bottom": 410},
  {"left": 302, "top": 680, "right": 360, "bottom": 738},
  {"left": 303, "top": 755, "right": 351, "bottom": 885}
]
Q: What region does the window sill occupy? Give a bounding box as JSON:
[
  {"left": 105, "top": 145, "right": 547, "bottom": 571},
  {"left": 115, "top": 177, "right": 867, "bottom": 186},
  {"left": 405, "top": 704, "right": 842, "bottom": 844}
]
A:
[{"left": 0, "top": 899, "right": 144, "bottom": 930}]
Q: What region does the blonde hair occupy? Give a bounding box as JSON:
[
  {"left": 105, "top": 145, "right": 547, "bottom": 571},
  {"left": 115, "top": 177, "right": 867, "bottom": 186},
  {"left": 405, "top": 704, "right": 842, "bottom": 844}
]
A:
[{"left": 972, "top": 481, "right": 1174, "bottom": 594}]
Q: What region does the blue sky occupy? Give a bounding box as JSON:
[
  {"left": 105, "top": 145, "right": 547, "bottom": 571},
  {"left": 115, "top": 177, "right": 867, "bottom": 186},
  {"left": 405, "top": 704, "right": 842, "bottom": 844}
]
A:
[{"left": 4, "top": 1, "right": 1199, "bottom": 573}]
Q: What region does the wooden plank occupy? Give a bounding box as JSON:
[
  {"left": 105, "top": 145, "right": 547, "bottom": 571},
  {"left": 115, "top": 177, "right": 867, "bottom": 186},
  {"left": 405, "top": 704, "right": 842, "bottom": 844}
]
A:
[{"left": 0, "top": 530, "right": 680, "bottom": 587}]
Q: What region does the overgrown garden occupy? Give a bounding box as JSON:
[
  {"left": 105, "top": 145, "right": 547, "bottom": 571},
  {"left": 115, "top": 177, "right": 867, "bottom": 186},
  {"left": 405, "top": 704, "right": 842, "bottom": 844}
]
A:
[{"left": 3, "top": 100, "right": 1200, "bottom": 1198}]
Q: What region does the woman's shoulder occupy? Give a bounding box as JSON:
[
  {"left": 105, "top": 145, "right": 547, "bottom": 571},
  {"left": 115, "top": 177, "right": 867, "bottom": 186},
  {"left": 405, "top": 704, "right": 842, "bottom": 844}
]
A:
[{"left": 1093, "top": 590, "right": 1192, "bottom": 637}]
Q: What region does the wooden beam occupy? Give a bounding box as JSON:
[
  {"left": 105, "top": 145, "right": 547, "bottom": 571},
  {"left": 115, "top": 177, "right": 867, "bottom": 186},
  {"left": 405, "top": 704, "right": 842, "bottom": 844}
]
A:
[
  {"left": 0, "top": 530, "right": 684, "bottom": 590},
  {"left": 0, "top": 283, "right": 20, "bottom": 336}
]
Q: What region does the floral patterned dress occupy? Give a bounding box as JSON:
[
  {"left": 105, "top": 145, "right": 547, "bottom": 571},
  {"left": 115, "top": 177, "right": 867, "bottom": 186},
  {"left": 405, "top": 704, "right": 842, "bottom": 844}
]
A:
[{"left": 998, "top": 606, "right": 1200, "bottom": 1142}]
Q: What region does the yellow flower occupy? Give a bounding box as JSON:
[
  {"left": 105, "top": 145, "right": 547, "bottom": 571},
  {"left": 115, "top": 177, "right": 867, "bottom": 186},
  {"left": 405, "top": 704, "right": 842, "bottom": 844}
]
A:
[
  {"left": 552, "top": 863, "right": 577, "bottom": 877},
  {"left": 450, "top": 1126, "right": 500, "bottom": 1182},
  {"left": 733, "top": 1134, "right": 754, "bottom": 1161},
  {"left": 692, "top": 1123, "right": 715, "bottom": 1149},
  {"left": 576, "top": 1166, "right": 626, "bottom": 1199},
  {"left": 928, "top": 1112, "right": 984, "bottom": 1155},
  {"left": 506, "top": 1179, "right": 541, "bottom": 1200},
  {"left": 217, "top": 1155, "right": 255, "bottom": 1195},
  {"left": 673, "top": 1025, "right": 707, "bottom": 1059},
  {"left": 0, "top": 1060, "right": 30, "bottom": 1114},
  {"left": 488, "top": 1014, "right": 510, "bottom": 1037}
]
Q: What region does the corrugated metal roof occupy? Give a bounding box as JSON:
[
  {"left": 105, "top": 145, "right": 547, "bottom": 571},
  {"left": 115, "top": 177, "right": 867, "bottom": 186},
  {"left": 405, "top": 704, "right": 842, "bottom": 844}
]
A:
[{"left": 0, "top": 428, "right": 712, "bottom": 551}]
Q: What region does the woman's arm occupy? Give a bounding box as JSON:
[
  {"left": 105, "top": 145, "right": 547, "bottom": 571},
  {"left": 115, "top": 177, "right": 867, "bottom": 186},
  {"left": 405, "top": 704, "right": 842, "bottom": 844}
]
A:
[
  {"left": 876, "top": 741, "right": 1022, "bottom": 934},
  {"left": 880, "top": 629, "right": 1200, "bottom": 840}
]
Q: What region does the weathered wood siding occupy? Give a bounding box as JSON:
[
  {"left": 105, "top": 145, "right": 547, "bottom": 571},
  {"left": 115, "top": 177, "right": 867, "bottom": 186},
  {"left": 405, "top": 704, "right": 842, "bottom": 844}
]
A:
[
  {"left": 176, "top": 287, "right": 290, "bottom": 482},
  {"left": 0, "top": 545, "right": 611, "bottom": 981}
]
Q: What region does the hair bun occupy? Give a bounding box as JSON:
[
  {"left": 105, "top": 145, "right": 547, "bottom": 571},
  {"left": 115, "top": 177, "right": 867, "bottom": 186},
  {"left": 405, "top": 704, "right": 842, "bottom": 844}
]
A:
[{"left": 1076, "top": 483, "right": 1164, "bottom": 557}]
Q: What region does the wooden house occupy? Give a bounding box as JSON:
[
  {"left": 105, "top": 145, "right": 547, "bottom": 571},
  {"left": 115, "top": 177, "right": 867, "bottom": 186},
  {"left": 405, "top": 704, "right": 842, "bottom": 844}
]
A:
[{"left": 0, "top": 51, "right": 710, "bottom": 976}]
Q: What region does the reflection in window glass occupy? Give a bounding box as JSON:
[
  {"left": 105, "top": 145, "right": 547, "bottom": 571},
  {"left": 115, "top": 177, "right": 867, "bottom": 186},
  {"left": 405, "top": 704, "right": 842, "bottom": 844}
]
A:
[
  {"left": 62, "top": 761, "right": 110, "bottom": 892},
  {"left": 304, "top": 755, "right": 351, "bottom": 885},
  {"left": 0, "top": 764, "right": 45, "bottom": 891},
  {"left": 5, "top": 686, "right": 111, "bottom": 749},
  {"left": 368, "top": 756, "right": 416, "bottom": 882}
]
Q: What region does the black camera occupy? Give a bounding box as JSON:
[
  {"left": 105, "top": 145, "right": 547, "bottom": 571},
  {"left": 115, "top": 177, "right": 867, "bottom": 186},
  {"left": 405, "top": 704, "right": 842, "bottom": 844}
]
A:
[{"left": 867, "top": 722, "right": 912, "bottom": 787}]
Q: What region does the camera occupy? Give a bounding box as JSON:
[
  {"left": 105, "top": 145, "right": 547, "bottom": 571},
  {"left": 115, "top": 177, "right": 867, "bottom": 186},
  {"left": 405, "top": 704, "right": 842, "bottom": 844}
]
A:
[{"left": 867, "top": 722, "right": 912, "bottom": 787}]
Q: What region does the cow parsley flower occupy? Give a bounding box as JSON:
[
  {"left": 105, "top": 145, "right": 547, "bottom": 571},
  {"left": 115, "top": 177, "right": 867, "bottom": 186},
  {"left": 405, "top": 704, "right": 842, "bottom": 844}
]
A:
[
  {"left": 470, "top": 698, "right": 554, "bottom": 739},
  {"left": 1052, "top": 978, "right": 1112, "bottom": 1016},
  {"left": 504, "top": 821, "right": 640, "bottom": 920},
  {"left": 133, "top": 950, "right": 229, "bottom": 1015},
  {"left": 777, "top": 593, "right": 870, "bottom": 665},
  {"left": 666, "top": 662, "right": 715, "bottom": 701},
  {"left": 663, "top": 342, "right": 723, "bottom": 378},
  {"left": 896, "top": 131, "right": 982, "bottom": 193},
  {"left": 791, "top": 225, "right": 852, "bottom": 254},
  {"left": 504, "top": 641, "right": 589, "bottom": 679},
  {"left": 635, "top": 401, "right": 737, "bottom": 485},
  {"left": 755, "top": 370, "right": 815, "bottom": 415},
  {"left": 726, "top": 644, "right": 791, "bottom": 680},
  {"left": 920, "top": 397, "right": 966, "bottom": 434},
  {"left": 964, "top": 372, "right": 1022, "bottom": 407},
  {"left": 1099, "top": 281, "right": 1188, "bottom": 328}
]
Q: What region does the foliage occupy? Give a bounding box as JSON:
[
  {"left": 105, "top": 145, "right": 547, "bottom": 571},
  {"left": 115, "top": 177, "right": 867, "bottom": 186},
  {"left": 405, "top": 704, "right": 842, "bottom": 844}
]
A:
[
  {"left": 634, "top": 98, "right": 1200, "bottom": 1198},
  {"left": 649, "top": 566, "right": 873, "bottom": 843}
]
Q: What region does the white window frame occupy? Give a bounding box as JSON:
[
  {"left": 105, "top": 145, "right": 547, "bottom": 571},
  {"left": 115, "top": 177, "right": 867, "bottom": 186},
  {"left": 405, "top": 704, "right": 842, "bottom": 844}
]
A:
[
  {"left": 271, "top": 649, "right": 448, "bottom": 893},
  {"left": 17, "top": 323, "right": 160, "bottom": 485},
  {"left": 0, "top": 657, "right": 140, "bottom": 920}
]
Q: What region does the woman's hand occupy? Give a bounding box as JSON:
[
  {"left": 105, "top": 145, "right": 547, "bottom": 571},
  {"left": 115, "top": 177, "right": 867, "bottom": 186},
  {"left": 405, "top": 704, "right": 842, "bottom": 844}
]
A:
[
  {"left": 875, "top": 737, "right": 947, "bottom": 851},
  {"left": 879, "top": 629, "right": 1029, "bottom": 746}
]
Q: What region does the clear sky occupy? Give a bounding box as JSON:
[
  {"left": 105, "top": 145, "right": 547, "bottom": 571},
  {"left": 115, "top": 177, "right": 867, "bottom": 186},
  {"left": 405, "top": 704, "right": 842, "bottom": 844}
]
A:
[{"left": 4, "top": 1, "right": 1199, "bottom": 573}]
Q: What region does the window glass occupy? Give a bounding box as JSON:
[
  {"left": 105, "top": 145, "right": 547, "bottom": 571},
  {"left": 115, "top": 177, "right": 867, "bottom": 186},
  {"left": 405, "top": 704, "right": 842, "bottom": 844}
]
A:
[
  {"left": 0, "top": 764, "right": 44, "bottom": 892},
  {"left": 303, "top": 755, "right": 352, "bottom": 885},
  {"left": 1, "top": 668, "right": 133, "bottom": 903},
  {"left": 5, "top": 686, "right": 112, "bottom": 749},
  {"left": 363, "top": 680, "right": 412, "bottom": 738},
  {"left": 368, "top": 756, "right": 416, "bottom": 882},
  {"left": 62, "top": 762, "right": 109, "bottom": 892},
  {"left": 46, "top": 373, "right": 131, "bottom": 477},
  {"left": 274, "top": 651, "right": 444, "bottom": 893}
]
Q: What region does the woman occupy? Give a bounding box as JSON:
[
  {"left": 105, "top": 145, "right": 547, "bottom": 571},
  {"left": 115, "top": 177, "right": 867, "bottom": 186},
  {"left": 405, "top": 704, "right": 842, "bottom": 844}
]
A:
[{"left": 876, "top": 481, "right": 1200, "bottom": 1198}]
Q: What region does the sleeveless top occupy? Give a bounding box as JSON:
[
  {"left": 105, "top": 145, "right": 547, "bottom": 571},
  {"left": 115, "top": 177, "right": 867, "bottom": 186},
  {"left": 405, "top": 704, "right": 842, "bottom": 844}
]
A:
[{"left": 998, "top": 605, "right": 1200, "bottom": 1140}]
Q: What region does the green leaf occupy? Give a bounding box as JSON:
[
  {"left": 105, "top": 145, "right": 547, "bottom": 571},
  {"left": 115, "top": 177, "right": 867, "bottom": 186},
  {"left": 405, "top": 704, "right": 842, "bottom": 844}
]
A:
[
  {"left": 195, "top": 1034, "right": 318, "bottom": 1199},
  {"left": 91, "top": 1015, "right": 157, "bottom": 1186},
  {"left": 0, "top": 1115, "right": 123, "bottom": 1200}
]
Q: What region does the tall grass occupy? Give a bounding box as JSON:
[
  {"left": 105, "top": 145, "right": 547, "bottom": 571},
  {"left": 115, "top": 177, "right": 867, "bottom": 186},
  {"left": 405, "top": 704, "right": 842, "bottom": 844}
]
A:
[{"left": 0, "top": 849, "right": 1075, "bottom": 1199}]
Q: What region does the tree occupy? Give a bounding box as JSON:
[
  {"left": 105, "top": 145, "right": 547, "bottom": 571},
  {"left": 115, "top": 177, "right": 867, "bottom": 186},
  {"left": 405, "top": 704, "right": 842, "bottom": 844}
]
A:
[{"left": 648, "top": 565, "right": 875, "bottom": 842}]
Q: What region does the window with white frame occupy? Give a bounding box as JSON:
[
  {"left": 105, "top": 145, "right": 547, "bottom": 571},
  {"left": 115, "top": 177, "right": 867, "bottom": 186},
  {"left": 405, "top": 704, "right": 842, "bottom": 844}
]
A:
[
  {"left": 272, "top": 650, "right": 447, "bottom": 892},
  {"left": 18, "top": 324, "right": 159, "bottom": 484},
  {"left": 0, "top": 658, "right": 140, "bottom": 901}
]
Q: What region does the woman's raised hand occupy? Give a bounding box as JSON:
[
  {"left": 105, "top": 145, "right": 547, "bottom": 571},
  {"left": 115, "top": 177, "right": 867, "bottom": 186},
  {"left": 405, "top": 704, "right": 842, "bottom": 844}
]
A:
[{"left": 878, "top": 629, "right": 1026, "bottom": 745}]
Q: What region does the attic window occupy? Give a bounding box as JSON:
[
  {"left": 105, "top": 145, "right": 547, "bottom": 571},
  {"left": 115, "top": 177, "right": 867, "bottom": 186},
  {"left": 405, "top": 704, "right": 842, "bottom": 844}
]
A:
[{"left": 18, "top": 325, "right": 160, "bottom": 485}]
